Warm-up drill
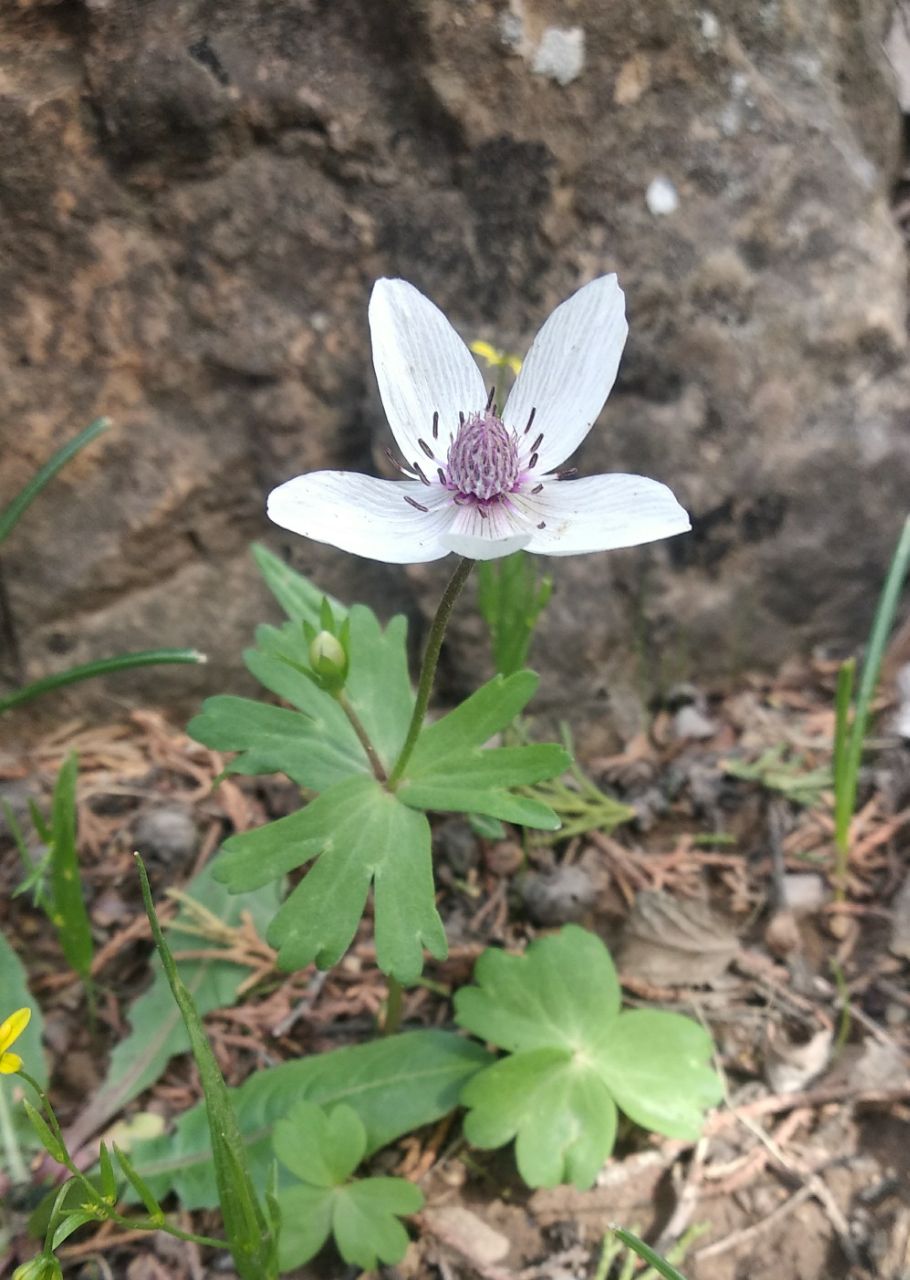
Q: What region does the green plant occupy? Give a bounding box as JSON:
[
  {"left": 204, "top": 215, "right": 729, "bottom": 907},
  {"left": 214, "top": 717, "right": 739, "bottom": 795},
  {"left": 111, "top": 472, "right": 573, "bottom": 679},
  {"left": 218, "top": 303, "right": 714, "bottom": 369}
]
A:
[
  {"left": 272, "top": 1101, "right": 423, "bottom": 1271},
  {"left": 477, "top": 551, "right": 552, "bottom": 677},
  {"left": 833, "top": 513, "right": 910, "bottom": 900},
  {"left": 455, "top": 926, "right": 721, "bottom": 1188},
  {"left": 5, "top": 755, "right": 94, "bottom": 1000},
  {"left": 0, "top": 417, "right": 204, "bottom": 713}
]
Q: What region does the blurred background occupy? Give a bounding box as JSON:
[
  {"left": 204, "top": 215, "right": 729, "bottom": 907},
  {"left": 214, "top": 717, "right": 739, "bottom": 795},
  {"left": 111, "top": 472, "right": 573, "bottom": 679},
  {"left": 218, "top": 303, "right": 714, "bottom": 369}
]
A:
[{"left": 2, "top": 0, "right": 910, "bottom": 735}]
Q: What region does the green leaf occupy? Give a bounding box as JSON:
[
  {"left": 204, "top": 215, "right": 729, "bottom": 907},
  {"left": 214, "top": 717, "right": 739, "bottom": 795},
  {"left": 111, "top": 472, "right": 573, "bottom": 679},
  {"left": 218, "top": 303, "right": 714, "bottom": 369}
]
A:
[
  {"left": 397, "top": 672, "right": 568, "bottom": 830},
  {"left": 273, "top": 1101, "right": 366, "bottom": 1187},
  {"left": 253, "top": 603, "right": 413, "bottom": 772},
  {"left": 0, "top": 417, "right": 110, "bottom": 545},
  {"left": 273, "top": 1102, "right": 422, "bottom": 1272},
  {"left": 455, "top": 926, "right": 722, "bottom": 1189},
  {"left": 0, "top": 933, "right": 46, "bottom": 1171},
  {"left": 63, "top": 860, "right": 282, "bottom": 1154},
  {"left": 136, "top": 855, "right": 276, "bottom": 1280},
  {"left": 188, "top": 694, "right": 367, "bottom": 791},
  {"left": 251, "top": 543, "right": 344, "bottom": 626},
  {"left": 131, "top": 1030, "right": 490, "bottom": 1209},
  {"left": 608, "top": 1226, "right": 691, "bottom": 1280},
  {"left": 477, "top": 552, "right": 552, "bottom": 677},
  {"left": 47, "top": 754, "right": 93, "bottom": 987},
  {"left": 0, "top": 650, "right": 206, "bottom": 716},
  {"left": 217, "top": 775, "right": 446, "bottom": 981}
]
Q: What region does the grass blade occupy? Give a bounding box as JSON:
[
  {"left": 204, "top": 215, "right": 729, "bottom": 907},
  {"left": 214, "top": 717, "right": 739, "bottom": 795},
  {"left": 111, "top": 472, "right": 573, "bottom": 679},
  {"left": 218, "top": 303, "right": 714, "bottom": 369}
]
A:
[
  {"left": 135, "top": 854, "right": 276, "bottom": 1280},
  {"left": 48, "top": 754, "right": 94, "bottom": 998},
  {"left": 834, "top": 514, "right": 910, "bottom": 874},
  {"left": 0, "top": 648, "right": 206, "bottom": 714},
  {"left": 0, "top": 418, "right": 110, "bottom": 545},
  {"left": 608, "top": 1226, "right": 689, "bottom": 1280}
]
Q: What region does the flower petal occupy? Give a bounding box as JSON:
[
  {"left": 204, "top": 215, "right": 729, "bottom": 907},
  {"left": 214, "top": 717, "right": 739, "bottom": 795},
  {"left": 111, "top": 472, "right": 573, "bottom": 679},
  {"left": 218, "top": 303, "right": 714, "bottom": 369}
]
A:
[
  {"left": 503, "top": 275, "right": 628, "bottom": 473},
  {"left": 0, "top": 1007, "right": 30, "bottom": 1054},
  {"left": 439, "top": 501, "right": 533, "bottom": 561},
  {"left": 512, "top": 474, "right": 690, "bottom": 556},
  {"left": 0, "top": 1051, "right": 22, "bottom": 1074},
  {"left": 268, "top": 472, "right": 455, "bottom": 564},
  {"left": 369, "top": 279, "right": 488, "bottom": 465}
]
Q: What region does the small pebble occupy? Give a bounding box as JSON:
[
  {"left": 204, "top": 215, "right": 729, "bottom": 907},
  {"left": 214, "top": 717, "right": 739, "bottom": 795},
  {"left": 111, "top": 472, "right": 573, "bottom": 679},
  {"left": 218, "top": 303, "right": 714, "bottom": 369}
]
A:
[
  {"left": 521, "top": 864, "right": 597, "bottom": 925},
  {"left": 133, "top": 803, "right": 197, "bottom": 865},
  {"left": 433, "top": 817, "right": 480, "bottom": 876},
  {"left": 646, "top": 175, "right": 679, "bottom": 215}
]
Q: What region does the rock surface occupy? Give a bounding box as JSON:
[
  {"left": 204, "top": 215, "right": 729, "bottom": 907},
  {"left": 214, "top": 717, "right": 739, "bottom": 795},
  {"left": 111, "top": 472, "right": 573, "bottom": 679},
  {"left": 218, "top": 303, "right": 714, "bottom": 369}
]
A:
[{"left": 1, "top": 0, "right": 908, "bottom": 728}]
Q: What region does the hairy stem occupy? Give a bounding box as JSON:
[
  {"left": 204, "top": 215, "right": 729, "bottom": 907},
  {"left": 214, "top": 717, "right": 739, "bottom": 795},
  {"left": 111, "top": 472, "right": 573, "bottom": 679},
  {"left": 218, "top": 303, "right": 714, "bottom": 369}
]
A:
[{"left": 388, "top": 557, "right": 474, "bottom": 787}]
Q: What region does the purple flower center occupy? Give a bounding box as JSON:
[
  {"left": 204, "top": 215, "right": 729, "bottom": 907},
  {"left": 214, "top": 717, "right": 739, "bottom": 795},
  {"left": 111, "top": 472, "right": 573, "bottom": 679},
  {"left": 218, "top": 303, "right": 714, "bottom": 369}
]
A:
[{"left": 446, "top": 411, "right": 520, "bottom": 501}]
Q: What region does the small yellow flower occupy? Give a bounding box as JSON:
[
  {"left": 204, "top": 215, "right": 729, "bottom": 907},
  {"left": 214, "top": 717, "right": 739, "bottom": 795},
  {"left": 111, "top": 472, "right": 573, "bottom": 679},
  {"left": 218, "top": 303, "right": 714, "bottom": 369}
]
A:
[
  {"left": 0, "top": 1007, "right": 31, "bottom": 1074},
  {"left": 469, "top": 339, "right": 522, "bottom": 376}
]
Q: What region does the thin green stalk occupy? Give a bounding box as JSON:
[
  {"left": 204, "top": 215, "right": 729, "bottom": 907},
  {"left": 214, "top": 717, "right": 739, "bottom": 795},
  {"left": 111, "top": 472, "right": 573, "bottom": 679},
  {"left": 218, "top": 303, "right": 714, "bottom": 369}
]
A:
[
  {"left": 0, "top": 1077, "right": 27, "bottom": 1184},
  {"left": 0, "top": 648, "right": 206, "bottom": 714},
  {"left": 0, "top": 418, "right": 110, "bottom": 545},
  {"left": 383, "top": 974, "right": 404, "bottom": 1036},
  {"left": 387, "top": 557, "right": 474, "bottom": 787},
  {"left": 607, "top": 1226, "right": 689, "bottom": 1280},
  {"left": 833, "top": 514, "right": 910, "bottom": 898},
  {"left": 338, "top": 691, "right": 387, "bottom": 782}
]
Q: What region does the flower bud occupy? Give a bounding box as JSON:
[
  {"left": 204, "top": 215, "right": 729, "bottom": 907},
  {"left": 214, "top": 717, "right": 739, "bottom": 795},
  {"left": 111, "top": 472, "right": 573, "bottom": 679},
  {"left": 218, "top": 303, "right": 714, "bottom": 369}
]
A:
[
  {"left": 308, "top": 630, "right": 348, "bottom": 685},
  {"left": 13, "top": 1254, "right": 63, "bottom": 1280}
]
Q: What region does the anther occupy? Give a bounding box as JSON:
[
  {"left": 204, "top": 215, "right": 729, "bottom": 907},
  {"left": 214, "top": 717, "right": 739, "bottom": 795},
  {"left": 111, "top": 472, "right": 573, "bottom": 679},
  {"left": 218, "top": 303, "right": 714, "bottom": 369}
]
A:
[
  {"left": 485, "top": 385, "right": 496, "bottom": 412},
  {"left": 528, "top": 451, "right": 539, "bottom": 469},
  {"left": 459, "top": 411, "right": 465, "bottom": 426},
  {"left": 386, "top": 448, "right": 416, "bottom": 478},
  {"left": 530, "top": 432, "right": 544, "bottom": 454},
  {"left": 531, "top": 483, "right": 543, "bottom": 494},
  {"left": 432, "top": 410, "right": 439, "bottom": 439},
  {"left": 524, "top": 407, "right": 537, "bottom": 434},
  {"left": 418, "top": 438, "right": 434, "bottom": 459},
  {"left": 437, "top": 467, "right": 447, "bottom": 485},
  {"left": 412, "top": 461, "right": 431, "bottom": 486},
  {"left": 536, "top": 520, "right": 546, "bottom": 529},
  {"left": 555, "top": 467, "right": 578, "bottom": 480},
  {"left": 477, "top": 506, "right": 488, "bottom": 520},
  {"left": 404, "top": 495, "right": 429, "bottom": 512}
]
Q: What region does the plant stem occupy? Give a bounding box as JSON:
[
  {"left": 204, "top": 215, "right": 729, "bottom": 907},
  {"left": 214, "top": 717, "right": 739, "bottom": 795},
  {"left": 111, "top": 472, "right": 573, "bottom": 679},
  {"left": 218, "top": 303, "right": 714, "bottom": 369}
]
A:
[
  {"left": 387, "top": 557, "right": 474, "bottom": 787},
  {"left": 338, "top": 691, "right": 387, "bottom": 782},
  {"left": 383, "top": 975, "right": 404, "bottom": 1036}
]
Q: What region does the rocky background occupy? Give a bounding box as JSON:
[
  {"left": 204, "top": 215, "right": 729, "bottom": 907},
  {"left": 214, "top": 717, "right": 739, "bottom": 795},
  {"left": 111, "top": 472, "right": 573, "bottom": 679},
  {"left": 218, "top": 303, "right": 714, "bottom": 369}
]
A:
[{"left": 1, "top": 0, "right": 909, "bottom": 738}]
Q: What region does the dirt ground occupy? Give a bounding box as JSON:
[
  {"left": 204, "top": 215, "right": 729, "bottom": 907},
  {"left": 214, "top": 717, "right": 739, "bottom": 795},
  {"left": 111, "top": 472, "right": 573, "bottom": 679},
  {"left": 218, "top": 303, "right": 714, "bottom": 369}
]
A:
[{"left": 1, "top": 653, "right": 909, "bottom": 1280}]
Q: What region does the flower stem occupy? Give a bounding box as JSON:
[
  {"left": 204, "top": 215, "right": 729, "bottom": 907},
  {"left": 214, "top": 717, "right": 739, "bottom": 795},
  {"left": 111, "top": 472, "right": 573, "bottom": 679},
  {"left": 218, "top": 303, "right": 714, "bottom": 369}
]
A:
[
  {"left": 387, "top": 557, "right": 474, "bottom": 788},
  {"left": 0, "top": 1077, "right": 26, "bottom": 1184},
  {"left": 338, "top": 691, "right": 387, "bottom": 782}
]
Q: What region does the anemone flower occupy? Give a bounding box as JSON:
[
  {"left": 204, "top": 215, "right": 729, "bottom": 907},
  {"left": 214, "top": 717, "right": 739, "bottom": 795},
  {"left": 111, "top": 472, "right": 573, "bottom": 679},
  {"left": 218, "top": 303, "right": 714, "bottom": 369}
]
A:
[{"left": 268, "top": 276, "right": 689, "bottom": 562}]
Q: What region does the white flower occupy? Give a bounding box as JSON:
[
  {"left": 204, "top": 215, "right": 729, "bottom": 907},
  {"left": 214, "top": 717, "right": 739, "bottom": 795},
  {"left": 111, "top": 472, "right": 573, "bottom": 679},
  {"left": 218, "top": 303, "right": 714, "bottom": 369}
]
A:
[{"left": 267, "top": 276, "right": 690, "bottom": 562}]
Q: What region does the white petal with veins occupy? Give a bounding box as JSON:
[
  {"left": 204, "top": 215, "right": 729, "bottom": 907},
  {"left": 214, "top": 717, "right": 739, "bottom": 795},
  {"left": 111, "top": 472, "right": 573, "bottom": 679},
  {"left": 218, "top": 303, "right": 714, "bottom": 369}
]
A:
[
  {"left": 267, "top": 472, "right": 454, "bottom": 564},
  {"left": 441, "top": 500, "right": 533, "bottom": 560},
  {"left": 512, "top": 474, "right": 691, "bottom": 556},
  {"left": 369, "top": 279, "right": 487, "bottom": 466},
  {"left": 504, "top": 275, "right": 628, "bottom": 474}
]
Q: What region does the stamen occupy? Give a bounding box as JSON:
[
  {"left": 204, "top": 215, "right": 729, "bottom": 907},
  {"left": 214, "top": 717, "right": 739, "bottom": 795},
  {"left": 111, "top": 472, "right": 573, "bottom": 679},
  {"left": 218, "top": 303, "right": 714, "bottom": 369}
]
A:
[
  {"left": 528, "top": 451, "right": 539, "bottom": 469},
  {"left": 437, "top": 467, "right": 447, "bottom": 485},
  {"left": 386, "top": 449, "right": 417, "bottom": 478},
  {"left": 432, "top": 410, "right": 439, "bottom": 439},
  {"left": 530, "top": 432, "right": 544, "bottom": 454},
  {"left": 412, "top": 461, "right": 431, "bottom": 486},
  {"left": 459, "top": 411, "right": 465, "bottom": 426},
  {"left": 536, "top": 520, "right": 546, "bottom": 529},
  {"left": 524, "top": 407, "right": 537, "bottom": 434},
  {"left": 485, "top": 385, "right": 496, "bottom": 412},
  {"left": 477, "top": 506, "right": 488, "bottom": 520},
  {"left": 531, "top": 483, "right": 543, "bottom": 494},
  {"left": 418, "top": 438, "right": 434, "bottom": 459},
  {"left": 404, "top": 495, "right": 429, "bottom": 512},
  {"left": 555, "top": 467, "right": 578, "bottom": 480}
]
